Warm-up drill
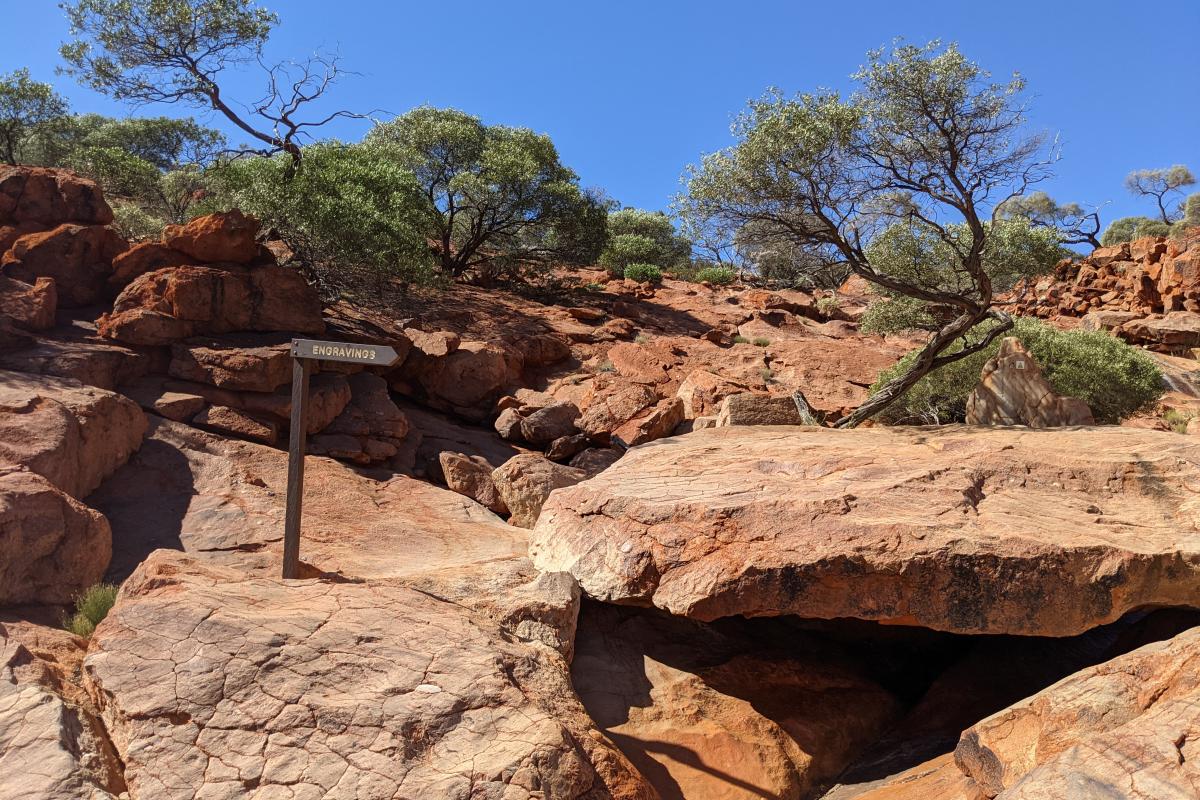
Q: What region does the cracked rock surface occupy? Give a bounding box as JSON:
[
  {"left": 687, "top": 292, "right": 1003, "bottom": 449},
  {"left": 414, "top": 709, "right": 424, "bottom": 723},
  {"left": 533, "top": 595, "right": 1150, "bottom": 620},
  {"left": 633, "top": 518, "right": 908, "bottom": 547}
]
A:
[
  {"left": 85, "top": 550, "right": 653, "bottom": 800},
  {"left": 531, "top": 425, "right": 1200, "bottom": 635}
]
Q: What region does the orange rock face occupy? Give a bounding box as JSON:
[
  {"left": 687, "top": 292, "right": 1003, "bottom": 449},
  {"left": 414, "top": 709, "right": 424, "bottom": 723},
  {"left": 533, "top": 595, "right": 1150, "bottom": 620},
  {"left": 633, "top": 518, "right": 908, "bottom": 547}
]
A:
[
  {"left": 955, "top": 626, "right": 1200, "bottom": 799},
  {"left": 1, "top": 223, "right": 127, "bottom": 307},
  {"left": 163, "top": 209, "right": 260, "bottom": 264},
  {"left": 532, "top": 425, "right": 1200, "bottom": 636},
  {"left": 965, "top": 337, "right": 1094, "bottom": 427},
  {"left": 0, "top": 165, "right": 113, "bottom": 226}
]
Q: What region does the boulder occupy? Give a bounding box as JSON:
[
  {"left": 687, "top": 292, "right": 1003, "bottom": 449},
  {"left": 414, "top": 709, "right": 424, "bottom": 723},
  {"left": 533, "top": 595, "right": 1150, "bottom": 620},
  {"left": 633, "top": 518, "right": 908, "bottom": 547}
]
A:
[
  {"left": 400, "top": 341, "right": 518, "bottom": 419},
  {"left": 676, "top": 368, "right": 749, "bottom": 419},
  {"left": 162, "top": 210, "right": 259, "bottom": 264},
  {"left": 545, "top": 433, "right": 589, "bottom": 462},
  {"left": 0, "top": 467, "right": 110, "bottom": 605},
  {"left": 965, "top": 338, "right": 1094, "bottom": 427},
  {"left": 0, "top": 166, "right": 113, "bottom": 226},
  {"left": 494, "top": 406, "right": 525, "bottom": 440},
  {"left": 1, "top": 224, "right": 126, "bottom": 307},
  {"left": 955, "top": 626, "right": 1200, "bottom": 799},
  {"left": 519, "top": 401, "right": 580, "bottom": 447},
  {"left": 314, "top": 372, "right": 409, "bottom": 463},
  {"left": 439, "top": 451, "right": 508, "bottom": 514},
  {"left": 191, "top": 405, "right": 279, "bottom": 445},
  {"left": 493, "top": 453, "right": 587, "bottom": 528},
  {"left": 531, "top": 425, "right": 1200, "bottom": 636},
  {"left": 0, "top": 371, "right": 146, "bottom": 499},
  {"left": 577, "top": 378, "right": 658, "bottom": 443},
  {"left": 1120, "top": 311, "right": 1200, "bottom": 350},
  {"left": 167, "top": 336, "right": 293, "bottom": 392},
  {"left": 715, "top": 392, "right": 809, "bottom": 426},
  {"left": 0, "top": 275, "right": 55, "bottom": 330},
  {"left": 403, "top": 327, "right": 460, "bottom": 357},
  {"left": 98, "top": 263, "right": 325, "bottom": 345},
  {"left": 119, "top": 378, "right": 207, "bottom": 423},
  {"left": 611, "top": 396, "right": 684, "bottom": 446},
  {"left": 83, "top": 550, "right": 655, "bottom": 800},
  {"left": 107, "top": 241, "right": 191, "bottom": 288}
]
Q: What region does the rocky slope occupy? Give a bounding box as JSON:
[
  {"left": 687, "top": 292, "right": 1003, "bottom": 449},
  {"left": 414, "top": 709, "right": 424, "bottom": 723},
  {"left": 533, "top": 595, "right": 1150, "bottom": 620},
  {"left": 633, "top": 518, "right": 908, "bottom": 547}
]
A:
[{"left": 3, "top": 166, "right": 1200, "bottom": 799}]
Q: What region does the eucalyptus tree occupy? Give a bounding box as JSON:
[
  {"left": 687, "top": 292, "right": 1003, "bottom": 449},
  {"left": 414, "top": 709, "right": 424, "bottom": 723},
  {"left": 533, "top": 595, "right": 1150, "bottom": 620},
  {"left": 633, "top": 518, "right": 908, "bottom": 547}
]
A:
[
  {"left": 1125, "top": 165, "right": 1195, "bottom": 224},
  {"left": 997, "top": 191, "right": 1102, "bottom": 250},
  {"left": 60, "top": 0, "right": 362, "bottom": 166},
  {"left": 678, "top": 40, "right": 1055, "bottom": 426},
  {"left": 0, "top": 69, "right": 69, "bottom": 164},
  {"left": 367, "top": 106, "right": 603, "bottom": 281}
]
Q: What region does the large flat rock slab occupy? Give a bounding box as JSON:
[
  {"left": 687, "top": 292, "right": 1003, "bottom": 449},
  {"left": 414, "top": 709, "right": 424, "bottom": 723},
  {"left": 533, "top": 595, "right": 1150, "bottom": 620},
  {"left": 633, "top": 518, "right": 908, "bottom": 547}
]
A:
[
  {"left": 531, "top": 426, "right": 1200, "bottom": 635},
  {"left": 84, "top": 550, "right": 653, "bottom": 800}
]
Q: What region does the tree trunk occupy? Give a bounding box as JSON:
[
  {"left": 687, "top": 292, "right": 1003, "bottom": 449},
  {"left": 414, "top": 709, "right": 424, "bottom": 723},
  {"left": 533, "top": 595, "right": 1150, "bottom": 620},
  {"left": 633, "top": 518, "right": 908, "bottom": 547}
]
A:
[{"left": 834, "top": 309, "right": 1009, "bottom": 428}]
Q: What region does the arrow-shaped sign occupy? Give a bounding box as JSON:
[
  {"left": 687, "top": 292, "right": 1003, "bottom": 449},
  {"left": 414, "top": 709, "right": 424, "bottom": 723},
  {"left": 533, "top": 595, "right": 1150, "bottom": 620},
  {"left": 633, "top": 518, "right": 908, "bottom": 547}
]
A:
[{"left": 291, "top": 338, "right": 403, "bottom": 366}]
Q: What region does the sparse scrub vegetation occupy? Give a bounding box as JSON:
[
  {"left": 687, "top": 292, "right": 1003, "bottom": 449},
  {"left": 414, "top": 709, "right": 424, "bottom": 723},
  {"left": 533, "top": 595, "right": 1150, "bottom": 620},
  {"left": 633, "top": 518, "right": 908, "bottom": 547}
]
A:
[
  {"left": 1165, "top": 409, "right": 1194, "bottom": 434},
  {"left": 623, "top": 263, "right": 663, "bottom": 284},
  {"left": 873, "top": 318, "right": 1163, "bottom": 424},
  {"left": 816, "top": 296, "right": 840, "bottom": 317},
  {"left": 752, "top": 337, "right": 771, "bottom": 347},
  {"left": 732, "top": 334, "right": 750, "bottom": 344},
  {"left": 693, "top": 265, "right": 737, "bottom": 285},
  {"left": 63, "top": 583, "right": 118, "bottom": 638}
]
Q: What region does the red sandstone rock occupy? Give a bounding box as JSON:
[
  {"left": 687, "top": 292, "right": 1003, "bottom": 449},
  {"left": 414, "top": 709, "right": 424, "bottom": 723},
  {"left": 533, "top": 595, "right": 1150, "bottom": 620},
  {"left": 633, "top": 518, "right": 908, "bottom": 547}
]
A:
[
  {"left": 1, "top": 224, "right": 126, "bottom": 307},
  {"left": 107, "top": 241, "right": 191, "bottom": 289},
  {"left": 965, "top": 338, "right": 1094, "bottom": 427},
  {"left": 99, "top": 263, "right": 324, "bottom": 345},
  {"left": 163, "top": 210, "right": 259, "bottom": 264},
  {"left": 531, "top": 425, "right": 1200, "bottom": 636},
  {"left": 0, "top": 275, "right": 55, "bottom": 330},
  {"left": 493, "top": 453, "right": 586, "bottom": 528},
  {"left": 0, "top": 166, "right": 113, "bottom": 226},
  {"left": 439, "top": 451, "right": 509, "bottom": 514}
]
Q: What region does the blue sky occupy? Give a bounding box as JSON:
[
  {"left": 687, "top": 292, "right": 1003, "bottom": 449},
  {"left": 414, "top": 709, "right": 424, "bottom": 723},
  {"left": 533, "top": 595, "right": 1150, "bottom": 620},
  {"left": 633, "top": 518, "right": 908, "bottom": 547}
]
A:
[{"left": 5, "top": 0, "right": 1199, "bottom": 225}]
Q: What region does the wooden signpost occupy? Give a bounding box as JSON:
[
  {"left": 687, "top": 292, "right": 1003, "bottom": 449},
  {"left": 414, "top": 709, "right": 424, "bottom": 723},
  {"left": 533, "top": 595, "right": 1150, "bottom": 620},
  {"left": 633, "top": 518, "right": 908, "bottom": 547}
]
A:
[{"left": 282, "top": 338, "right": 403, "bottom": 578}]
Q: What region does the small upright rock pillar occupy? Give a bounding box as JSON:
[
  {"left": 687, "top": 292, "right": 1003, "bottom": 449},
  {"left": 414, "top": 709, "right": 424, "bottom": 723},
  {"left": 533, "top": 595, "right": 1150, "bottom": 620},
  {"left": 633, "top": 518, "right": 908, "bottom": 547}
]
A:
[{"left": 965, "top": 337, "right": 1094, "bottom": 427}]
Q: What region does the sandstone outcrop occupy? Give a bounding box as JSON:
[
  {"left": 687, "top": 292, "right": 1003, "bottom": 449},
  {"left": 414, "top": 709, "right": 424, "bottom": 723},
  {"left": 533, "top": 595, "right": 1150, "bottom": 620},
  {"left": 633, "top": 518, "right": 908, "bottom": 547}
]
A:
[
  {"left": 0, "top": 166, "right": 113, "bottom": 227},
  {"left": 0, "top": 371, "right": 146, "bottom": 500},
  {"left": 1, "top": 223, "right": 126, "bottom": 307},
  {"left": 0, "top": 275, "right": 55, "bottom": 331},
  {"left": 493, "top": 453, "right": 587, "bottom": 528},
  {"left": 0, "top": 467, "right": 110, "bottom": 605},
  {"left": 955, "top": 626, "right": 1200, "bottom": 798},
  {"left": 531, "top": 425, "right": 1200, "bottom": 636},
  {"left": 965, "top": 338, "right": 1094, "bottom": 427},
  {"left": 0, "top": 626, "right": 123, "bottom": 799},
  {"left": 715, "top": 392, "right": 812, "bottom": 426},
  {"left": 84, "top": 550, "right": 654, "bottom": 800},
  {"left": 99, "top": 261, "right": 325, "bottom": 345}
]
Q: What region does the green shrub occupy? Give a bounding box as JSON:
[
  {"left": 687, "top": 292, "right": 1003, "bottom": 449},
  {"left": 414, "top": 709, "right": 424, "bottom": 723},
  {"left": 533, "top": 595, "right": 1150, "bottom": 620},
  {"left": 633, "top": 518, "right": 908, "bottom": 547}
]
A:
[
  {"left": 203, "top": 141, "right": 437, "bottom": 296},
  {"left": 600, "top": 234, "right": 661, "bottom": 276},
  {"left": 694, "top": 265, "right": 736, "bottom": 285},
  {"left": 860, "top": 295, "right": 936, "bottom": 334},
  {"left": 109, "top": 198, "right": 166, "bottom": 240},
  {"left": 1170, "top": 193, "right": 1200, "bottom": 239},
  {"left": 816, "top": 296, "right": 841, "bottom": 316},
  {"left": 752, "top": 337, "right": 771, "bottom": 347},
  {"left": 1164, "top": 409, "right": 1193, "bottom": 434},
  {"left": 623, "top": 263, "right": 663, "bottom": 284},
  {"left": 63, "top": 583, "right": 118, "bottom": 638},
  {"left": 732, "top": 334, "right": 750, "bottom": 344},
  {"left": 1101, "top": 216, "right": 1172, "bottom": 246},
  {"left": 872, "top": 317, "right": 1163, "bottom": 424},
  {"left": 597, "top": 360, "right": 615, "bottom": 373}
]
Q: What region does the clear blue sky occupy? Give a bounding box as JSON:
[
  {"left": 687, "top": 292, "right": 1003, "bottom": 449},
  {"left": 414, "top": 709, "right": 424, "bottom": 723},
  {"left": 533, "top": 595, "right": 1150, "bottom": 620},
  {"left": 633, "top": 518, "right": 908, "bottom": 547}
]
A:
[{"left": 4, "top": 0, "right": 1199, "bottom": 224}]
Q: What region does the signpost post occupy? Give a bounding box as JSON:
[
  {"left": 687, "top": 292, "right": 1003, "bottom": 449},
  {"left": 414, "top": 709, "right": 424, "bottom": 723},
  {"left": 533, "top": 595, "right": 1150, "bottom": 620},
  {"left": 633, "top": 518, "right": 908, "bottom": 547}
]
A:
[{"left": 282, "top": 338, "right": 403, "bottom": 578}]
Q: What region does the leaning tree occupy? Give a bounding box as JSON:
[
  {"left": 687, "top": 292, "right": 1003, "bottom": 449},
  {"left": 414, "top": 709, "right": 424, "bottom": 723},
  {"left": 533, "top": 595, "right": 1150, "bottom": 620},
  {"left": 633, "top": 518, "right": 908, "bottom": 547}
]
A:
[
  {"left": 59, "top": 0, "right": 363, "bottom": 167},
  {"left": 678, "top": 40, "right": 1054, "bottom": 427},
  {"left": 1124, "top": 165, "right": 1195, "bottom": 224}
]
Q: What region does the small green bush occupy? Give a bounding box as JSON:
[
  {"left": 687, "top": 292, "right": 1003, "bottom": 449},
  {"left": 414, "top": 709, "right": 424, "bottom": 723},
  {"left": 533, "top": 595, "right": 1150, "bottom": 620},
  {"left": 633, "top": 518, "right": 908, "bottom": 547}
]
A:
[
  {"left": 63, "top": 583, "right": 118, "bottom": 638},
  {"left": 1101, "top": 216, "right": 1172, "bottom": 246},
  {"left": 859, "top": 296, "right": 936, "bottom": 334},
  {"left": 872, "top": 317, "right": 1163, "bottom": 424},
  {"left": 732, "top": 334, "right": 750, "bottom": 344},
  {"left": 816, "top": 296, "right": 841, "bottom": 316},
  {"left": 752, "top": 337, "right": 771, "bottom": 347},
  {"left": 694, "top": 265, "right": 737, "bottom": 285},
  {"left": 109, "top": 198, "right": 166, "bottom": 241},
  {"left": 1164, "top": 409, "right": 1193, "bottom": 434},
  {"left": 635, "top": 333, "right": 651, "bottom": 344},
  {"left": 623, "top": 263, "right": 663, "bottom": 284},
  {"left": 597, "top": 360, "right": 615, "bottom": 373},
  {"left": 599, "top": 234, "right": 661, "bottom": 276}
]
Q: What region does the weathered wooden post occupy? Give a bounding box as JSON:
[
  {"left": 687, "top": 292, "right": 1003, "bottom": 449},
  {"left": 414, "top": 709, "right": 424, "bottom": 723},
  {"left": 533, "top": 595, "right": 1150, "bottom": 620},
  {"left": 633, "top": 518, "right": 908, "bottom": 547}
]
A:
[{"left": 282, "top": 338, "right": 402, "bottom": 579}]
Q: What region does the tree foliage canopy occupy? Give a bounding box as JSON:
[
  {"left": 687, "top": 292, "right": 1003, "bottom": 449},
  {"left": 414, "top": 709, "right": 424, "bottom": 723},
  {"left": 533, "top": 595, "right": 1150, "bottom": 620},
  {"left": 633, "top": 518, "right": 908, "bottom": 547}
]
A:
[
  {"left": 1124, "top": 165, "right": 1195, "bottom": 224},
  {"left": 0, "top": 69, "right": 69, "bottom": 165},
  {"left": 996, "top": 190, "right": 1101, "bottom": 249},
  {"left": 60, "top": 0, "right": 359, "bottom": 164},
  {"left": 678, "top": 40, "right": 1052, "bottom": 425},
  {"left": 366, "top": 106, "right": 603, "bottom": 280}
]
